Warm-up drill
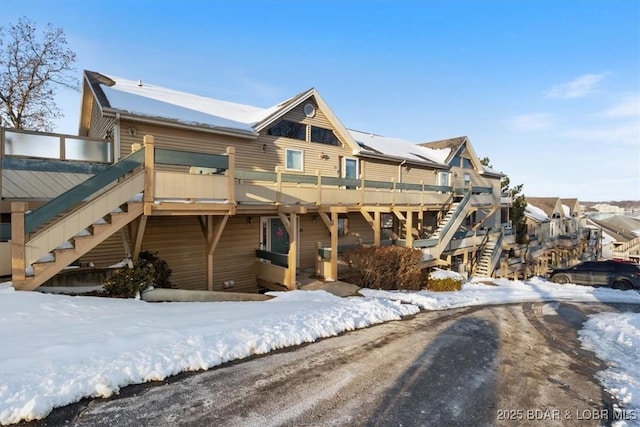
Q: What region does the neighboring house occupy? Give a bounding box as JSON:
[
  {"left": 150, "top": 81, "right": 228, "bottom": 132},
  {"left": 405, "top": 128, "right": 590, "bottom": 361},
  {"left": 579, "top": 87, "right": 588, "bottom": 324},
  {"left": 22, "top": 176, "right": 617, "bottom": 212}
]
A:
[
  {"left": 1, "top": 70, "right": 508, "bottom": 292},
  {"left": 523, "top": 197, "right": 599, "bottom": 274},
  {"left": 588, "top": 215, "right": 640, "bottom": 264}
]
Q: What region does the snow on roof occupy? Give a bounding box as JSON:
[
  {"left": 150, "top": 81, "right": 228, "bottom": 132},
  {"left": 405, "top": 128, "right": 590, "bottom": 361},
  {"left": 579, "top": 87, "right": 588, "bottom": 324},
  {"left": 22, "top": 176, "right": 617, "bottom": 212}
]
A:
[
  {"left": 98, "top": 74, "right": 281, "bottom": 132},
  {"left": 602, "top": 231, "right": 616, "bottom": 245},
  {"left": 525, "top": 203, "right": 550, "bottom": 222},
  {"left": 348, "top": 129, "right": 450, "bottom": 165},
  {"left": 562, "top": 204, "right": 571, "bottom": 218}
]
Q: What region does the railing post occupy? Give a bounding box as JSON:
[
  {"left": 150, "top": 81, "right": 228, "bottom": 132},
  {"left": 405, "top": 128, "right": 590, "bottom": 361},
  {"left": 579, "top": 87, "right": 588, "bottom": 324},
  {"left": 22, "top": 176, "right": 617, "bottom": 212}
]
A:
[
  {"left": 316, "top": 170, "right": 321, "bottom": 205},
  {"left": 60, "top": 135, "right": 66, "bottom": 160},
  {"left": 11, "top": 201, "right": 28, "bottom": 284},
  {"left": 391, "top": 177, "right": 396, "bottom": 205},
  {"left": 226, "top": 147, "right": 235, "bottom": 205},
  {"left": 275, "top": 166, "right": 282, "bottom": 205},
  {"left": 143, "top": 135, "right": 155, "bottom": 214}
]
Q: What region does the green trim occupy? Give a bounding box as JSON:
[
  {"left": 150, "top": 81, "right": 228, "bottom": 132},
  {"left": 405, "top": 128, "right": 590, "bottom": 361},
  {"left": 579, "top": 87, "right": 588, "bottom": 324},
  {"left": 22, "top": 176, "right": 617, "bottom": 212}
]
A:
[
  {"left": 256, "top": 249, "right": 288, "bottom": 268},
  {"left": 235, "top": 170, "right": 277, "bottom": 181},
  {"left": 1, "top": 157, "right": 110, "bottom": 174},
  {"left": 281, "top": 173, "right": 318, "bottom": 184},
  {"left": 155, "top": 148, "right": 228, "bottom": 169},
  {"left": 0, "top": 223, "right": 10, "bottom": 241}
]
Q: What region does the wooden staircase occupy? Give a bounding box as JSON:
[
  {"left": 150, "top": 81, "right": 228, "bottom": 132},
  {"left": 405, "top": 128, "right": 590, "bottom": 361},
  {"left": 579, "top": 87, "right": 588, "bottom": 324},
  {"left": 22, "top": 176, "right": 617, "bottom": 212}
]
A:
[
  {"left": 21, "top": 202, "right": 143, "bottom": 291},
  {"left": 11, "top": 151, "right": 146, "bottom": 291}
]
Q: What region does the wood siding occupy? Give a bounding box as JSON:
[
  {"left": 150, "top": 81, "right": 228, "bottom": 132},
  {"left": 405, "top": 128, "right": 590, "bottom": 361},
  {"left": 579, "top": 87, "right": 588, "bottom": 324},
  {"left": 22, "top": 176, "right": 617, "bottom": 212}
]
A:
[{"left": 88, "top": 98, "right": 114, "bottom": 140}]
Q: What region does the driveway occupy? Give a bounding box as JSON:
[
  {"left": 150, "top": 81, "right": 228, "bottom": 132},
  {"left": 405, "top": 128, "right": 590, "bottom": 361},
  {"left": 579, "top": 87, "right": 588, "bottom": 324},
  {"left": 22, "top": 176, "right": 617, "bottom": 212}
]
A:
[{"left": 25, "top": 302, "right": 639, "bottom": 426}]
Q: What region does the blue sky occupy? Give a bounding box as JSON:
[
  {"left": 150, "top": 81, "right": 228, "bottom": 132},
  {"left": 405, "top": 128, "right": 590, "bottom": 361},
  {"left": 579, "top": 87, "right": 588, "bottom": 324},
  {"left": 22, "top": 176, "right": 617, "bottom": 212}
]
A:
[{"left": 2, "top": 0, "right": 639, "bottom": 201}]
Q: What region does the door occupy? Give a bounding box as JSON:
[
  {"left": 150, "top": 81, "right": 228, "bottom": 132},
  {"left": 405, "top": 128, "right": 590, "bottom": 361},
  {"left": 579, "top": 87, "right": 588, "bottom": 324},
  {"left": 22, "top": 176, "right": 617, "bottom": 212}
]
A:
[
  {"left": 260, "top": 216, "right": 300, "bottom": 266},
  {"left": 343, "top": 157, "right": 358, "bottom": 189},
  {"left": 261, "top": 217, "right": 289, "bottom": 254}
]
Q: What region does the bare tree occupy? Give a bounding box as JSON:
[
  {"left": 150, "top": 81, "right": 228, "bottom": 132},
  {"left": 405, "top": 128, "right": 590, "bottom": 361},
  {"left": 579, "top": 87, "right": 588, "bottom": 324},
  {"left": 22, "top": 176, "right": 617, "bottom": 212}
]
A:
[{"left": 0, "top": 17, "right": 77, "bottom": 131}]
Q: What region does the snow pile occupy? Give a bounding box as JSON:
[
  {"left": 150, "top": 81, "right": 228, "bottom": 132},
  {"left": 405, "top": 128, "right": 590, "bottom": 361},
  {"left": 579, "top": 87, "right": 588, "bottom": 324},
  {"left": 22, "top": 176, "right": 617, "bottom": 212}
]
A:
[
  {"left": 579, "top": 313, "right": 640, "bottom": 423},
  {"left": 359, "top": 276, "right": 640, "bottom": 310},
  {"left": 1, "top": 277, "right": 639, "bottom": 425},
  {"left": 0, "top": 286, "right": 417, "bottom": 424},
  {"left": 429, "top": 267, "right": 464, "bottom": 281}
]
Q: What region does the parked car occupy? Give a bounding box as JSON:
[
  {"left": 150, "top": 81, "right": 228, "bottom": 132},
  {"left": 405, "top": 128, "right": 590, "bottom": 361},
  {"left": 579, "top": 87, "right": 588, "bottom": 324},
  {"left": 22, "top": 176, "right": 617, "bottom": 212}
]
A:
[{"left": 548, "top": 260, "right": 640, "bottom": 290}]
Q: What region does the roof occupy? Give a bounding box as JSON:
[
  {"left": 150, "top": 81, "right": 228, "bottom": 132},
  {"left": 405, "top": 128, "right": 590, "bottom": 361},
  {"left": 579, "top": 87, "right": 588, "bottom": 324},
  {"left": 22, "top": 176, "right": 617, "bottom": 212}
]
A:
[
  {"left": 84, "top": 71, "right": 285, "bottom": 137},
  {"left": 420, "top": 136, "right": 504, "bottom": 178},
  {"left": 590, "top": 215, "right": 640, "bottom": 242},
  {"left": 524, "top": 203, "right": 550, "bottom": 222},
  {"left": 83, "top": 70, "right": 492, "bottom": 170},
  {"left": 349, "top": 129, "right": 450, "bottom": 167},
  {"left": 526, "top": 197, "right": 562, "bottom": 218}
]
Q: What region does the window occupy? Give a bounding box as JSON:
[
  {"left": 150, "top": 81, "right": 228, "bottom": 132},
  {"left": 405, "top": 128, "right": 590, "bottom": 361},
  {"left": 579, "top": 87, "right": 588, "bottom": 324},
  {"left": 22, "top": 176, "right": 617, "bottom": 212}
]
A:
[
  {"left": 310, "top": 126, "right": 339, "bottom": 146},
  {"left": 462, "top": 158, "right": 473, "bottom": 169},
  {"left": 464, "top": 173, "right": 471, "bottom": 187},
  {"left": 268, "top": 120, "right": 306, "bottom": 141},
  {"left": 285, "top": 148, "right": 303, "bottom": 171}
]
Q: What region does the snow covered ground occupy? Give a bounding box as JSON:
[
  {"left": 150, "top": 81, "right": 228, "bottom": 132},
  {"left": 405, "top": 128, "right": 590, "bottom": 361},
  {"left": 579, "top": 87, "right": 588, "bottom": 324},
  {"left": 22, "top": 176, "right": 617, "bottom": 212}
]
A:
[{"left": 1, "top": 277, "right": 639, "bottom": 425}]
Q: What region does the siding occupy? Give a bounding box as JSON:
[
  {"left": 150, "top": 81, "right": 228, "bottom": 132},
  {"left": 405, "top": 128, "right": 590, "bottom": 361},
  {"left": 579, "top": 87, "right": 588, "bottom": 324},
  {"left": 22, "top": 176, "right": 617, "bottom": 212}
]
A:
[{"left": 88, "top": 98, "right": 114, "bottom": 140}]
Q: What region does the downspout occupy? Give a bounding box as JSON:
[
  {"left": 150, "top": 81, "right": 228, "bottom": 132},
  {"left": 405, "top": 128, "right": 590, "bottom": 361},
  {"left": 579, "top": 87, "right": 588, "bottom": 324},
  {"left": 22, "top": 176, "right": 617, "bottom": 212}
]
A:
[
  {"left": 114, "top": 112, "right": 121, "bottom": 162},
  {"left": 398, "top": 160, "right": 407, "bottom": 183}
]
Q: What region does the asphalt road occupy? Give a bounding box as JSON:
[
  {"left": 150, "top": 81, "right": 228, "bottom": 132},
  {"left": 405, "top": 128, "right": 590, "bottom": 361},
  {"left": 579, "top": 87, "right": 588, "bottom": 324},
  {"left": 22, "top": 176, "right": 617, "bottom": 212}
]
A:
[{"left": 26, "top": 302, "right": 640, "bottom": 427}]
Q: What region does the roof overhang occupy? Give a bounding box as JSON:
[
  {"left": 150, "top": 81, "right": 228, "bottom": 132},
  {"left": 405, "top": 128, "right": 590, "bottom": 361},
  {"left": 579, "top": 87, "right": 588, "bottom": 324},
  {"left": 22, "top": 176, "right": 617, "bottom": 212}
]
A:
[{"left": 101, "top": 108, "right": 259, "bottom": 140}]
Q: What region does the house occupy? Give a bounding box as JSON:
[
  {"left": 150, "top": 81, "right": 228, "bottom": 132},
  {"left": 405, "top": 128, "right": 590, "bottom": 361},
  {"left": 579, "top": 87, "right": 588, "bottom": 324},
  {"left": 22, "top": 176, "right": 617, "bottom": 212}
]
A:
[
  {"left": 587, "top": 215, "right": 640, "bottom": 263},
  {"left": 521, "top": 197, "right": 599, "bottom": 276},
  {"left": 1, "top": 70, "right": 509, "bottom": 292}
]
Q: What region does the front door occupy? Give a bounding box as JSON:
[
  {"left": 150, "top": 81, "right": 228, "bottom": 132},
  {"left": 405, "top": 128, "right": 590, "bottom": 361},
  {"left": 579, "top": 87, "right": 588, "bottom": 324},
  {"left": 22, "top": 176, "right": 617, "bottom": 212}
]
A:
[
  {"left": 261, "top": 217, "right": 289, "bottom": 254},
  {"left": 260, "top": 216, "right": 300, "bottom": 266}
]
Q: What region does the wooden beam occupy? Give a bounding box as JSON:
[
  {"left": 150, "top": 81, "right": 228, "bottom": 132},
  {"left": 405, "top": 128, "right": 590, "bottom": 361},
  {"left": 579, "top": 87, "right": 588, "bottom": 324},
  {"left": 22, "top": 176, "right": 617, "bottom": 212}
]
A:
[
  {"left": 278, "top": 212, "right": 291, "bottom": 234},
  {"left": 205, "top": 214, "right": 229, "bottom": 291},
  {"left": 392, "top": 208, "right": 406, "bottom": 221},
  {"left": 143, "top": 135, "right": 155, "bottom": 215},
  {"left": 10, "top": 201, "right": 28, "bottom": 284},
  {"left": 278, "top": 205, "right": 308, "bottom": 214},
  {"left": 318, "top": 211, "right": 332, "bottom": 230},
  {"left": 330, "top": 211, "right": 338, "bottom": 281},
  {"left": 319, "top": 205, "right": 349, "bottom": 213},
  {"left": 287, "top": 213, "right": 297, "bottom": 289},
  {"left": 360, "top": 209, "right": 381, "bottom": 246},
  {"left": 131, "top": 215, "right": 147, "bottom": 261}
]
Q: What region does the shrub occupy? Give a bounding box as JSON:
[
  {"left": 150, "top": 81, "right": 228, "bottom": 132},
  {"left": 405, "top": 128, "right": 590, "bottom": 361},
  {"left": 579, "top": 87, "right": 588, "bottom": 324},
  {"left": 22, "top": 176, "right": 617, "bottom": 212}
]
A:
[
  {"left": 343, "top": 245, "right": 423, "bottom": 290},
  {"left": 102, "top": 264, "right": 155, "bottom": 298},
  {"left": 138, "top": 251, "right": 173, "bottom": 289},
  {"left": 102, "top": 251, "right": 172, "bottom": 298},
  {"left": 425, "top": 277, "right": 463, "bottom": 292},
  {"left": 425, "top": 268, "right": 464, "bottom": 292}
]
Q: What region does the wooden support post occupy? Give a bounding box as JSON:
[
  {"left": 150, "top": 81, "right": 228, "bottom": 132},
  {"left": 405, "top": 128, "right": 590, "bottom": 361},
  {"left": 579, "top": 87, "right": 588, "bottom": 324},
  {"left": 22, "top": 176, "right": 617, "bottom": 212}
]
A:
[
  {"left": 330, "top": 211, "right": 338, "bottom": 281},
  {"left": 131, "top": 215, "right": 148, "bottom": 261},
  {"left": 205, "top": 214, "right": 229, "bottom": 291},
  {"left": 275, "top": 166, "right": 282, "bottom": 205},
  {"left": 374, "top": 211, "right": 381, "bottom": 246},
  {"left": 288, "top": 213, "right": 297, "bottom": 289},
  {"left": 10, "top": 202, "right": 28, "bottom": 284},
  {"left": 226, "top": 147, "right": 235, "bottom": 205},
  {"left": 406, "top": 211, "right": 413, "bottom": 248},
  {"left": 316, "top": 170, "right": 322, "bottom": 205},
  {"left": 143, "top": 135, "right": 155, "bottom": 215}
]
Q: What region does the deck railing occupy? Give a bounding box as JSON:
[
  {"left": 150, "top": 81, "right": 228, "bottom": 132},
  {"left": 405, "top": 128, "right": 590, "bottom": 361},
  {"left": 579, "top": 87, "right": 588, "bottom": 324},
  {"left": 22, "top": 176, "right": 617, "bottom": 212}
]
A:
[{"left": 1, "top": 128, "right": 114, "bottom": 163}]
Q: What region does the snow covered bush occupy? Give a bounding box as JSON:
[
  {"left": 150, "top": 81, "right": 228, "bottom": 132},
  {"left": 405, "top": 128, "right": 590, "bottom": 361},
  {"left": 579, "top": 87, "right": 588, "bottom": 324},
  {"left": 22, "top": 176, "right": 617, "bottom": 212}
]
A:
[
  {"left": 425, "top": 268, "right": 464, "bottom": 292},
  {"left": 343, "top": 245, "right": 423, "bottom": 290},
  {"left": 102, "top": 251, "right": 172, "bottom": 298}
]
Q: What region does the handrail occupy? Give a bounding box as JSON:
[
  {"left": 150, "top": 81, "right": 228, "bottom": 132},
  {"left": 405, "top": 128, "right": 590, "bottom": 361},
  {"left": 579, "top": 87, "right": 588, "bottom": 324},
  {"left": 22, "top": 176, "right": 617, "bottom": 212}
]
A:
[
  {"left": 256, "top": 249, "right": 288, "bottom": 268},
  {"left": 25, "top": 148, "right": 145, "bottom": 234},
  {"left": 436, "top": 193, "right": 454, "bottom": 225},
  {"left": 438, "top": 191, "right": 471, "bottom": 240},
  {"left": 471, "top": 231, "right": 491, "bottom": 273},
  {"left": 234, "top": 169, "right": 452, "bottom": 193}
]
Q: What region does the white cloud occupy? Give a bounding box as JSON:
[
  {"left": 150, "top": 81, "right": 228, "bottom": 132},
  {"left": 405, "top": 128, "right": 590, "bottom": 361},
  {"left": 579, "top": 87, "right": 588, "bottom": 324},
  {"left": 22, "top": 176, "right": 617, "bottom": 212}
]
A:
[
  {"left": 545, "top": 73, "right": 608, "bottom": 99},
  {"left": 565, "top": 123, "right": 640, "bottom": 145},
  {"left": 506, "top": 113, "right": 554, "bottom": 131},
  {"left": 600, "top": 93, "right": 640, "bottom": 118}
]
